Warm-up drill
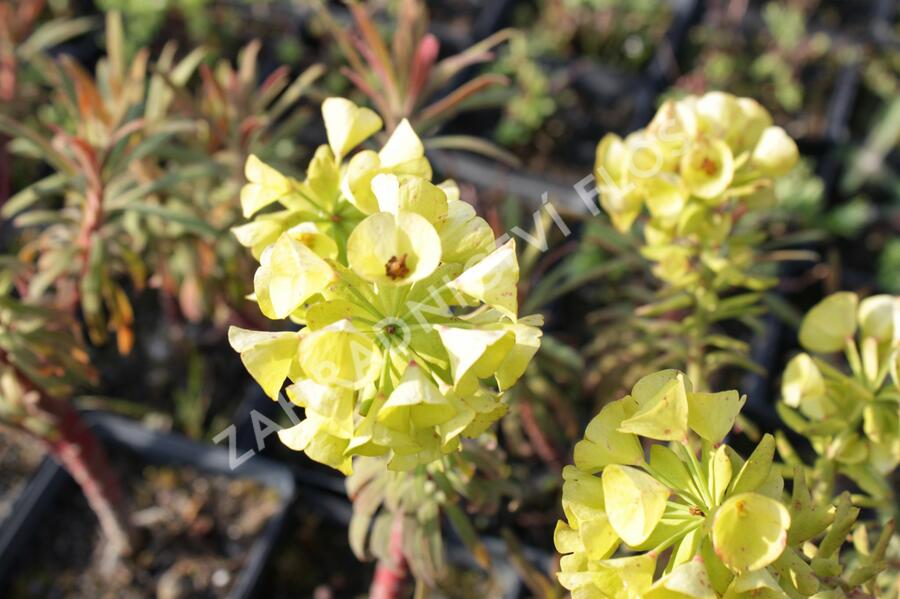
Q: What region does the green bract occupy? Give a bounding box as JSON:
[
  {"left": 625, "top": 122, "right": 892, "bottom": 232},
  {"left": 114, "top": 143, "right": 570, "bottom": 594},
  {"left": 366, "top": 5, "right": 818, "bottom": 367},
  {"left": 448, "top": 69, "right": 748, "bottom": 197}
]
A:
[
  {"left": 229, "top": 98, "right": 543, "bottom": 474},
  {"left": 555, "top": 369, "right": 884, "bottom": 598}
]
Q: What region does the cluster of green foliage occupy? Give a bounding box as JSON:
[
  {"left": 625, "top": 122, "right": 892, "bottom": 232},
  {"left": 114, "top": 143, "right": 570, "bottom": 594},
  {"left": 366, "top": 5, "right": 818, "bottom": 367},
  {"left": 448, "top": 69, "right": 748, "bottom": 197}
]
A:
[
  {"left": 492, "top": 0, "right": 672, "bottom": 148},
  {"left": 1, "top": 12, "right": 322, "bottom": 354},
  {"left": 0, "top": 260, "right": 96, "bottom": 437},
  {"left": 677, "top": 1, "right": 876, "bottom": 140},
  {"left": 315, "top": 0, "right": 516, "bottom": 163}
]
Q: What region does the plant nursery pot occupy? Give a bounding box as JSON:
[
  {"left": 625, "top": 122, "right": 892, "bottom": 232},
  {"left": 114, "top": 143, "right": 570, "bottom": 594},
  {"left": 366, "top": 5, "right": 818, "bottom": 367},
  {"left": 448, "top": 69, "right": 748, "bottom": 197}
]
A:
[
  {"left": 0, "top": 412, "right": 296, "bottom": 599},
  {"left": 0, "top": 428, "right": 47, "bottom": 532}
]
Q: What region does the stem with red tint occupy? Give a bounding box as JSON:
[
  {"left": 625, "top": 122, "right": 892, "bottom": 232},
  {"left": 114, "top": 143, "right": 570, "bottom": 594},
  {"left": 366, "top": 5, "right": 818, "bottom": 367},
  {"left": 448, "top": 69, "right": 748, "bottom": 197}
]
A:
[
  {"left": 369, "top": 516, "right": 409, "bottom": 599},
  {"left": 0, "top": 349, "right": 132, "bottom": 568}
]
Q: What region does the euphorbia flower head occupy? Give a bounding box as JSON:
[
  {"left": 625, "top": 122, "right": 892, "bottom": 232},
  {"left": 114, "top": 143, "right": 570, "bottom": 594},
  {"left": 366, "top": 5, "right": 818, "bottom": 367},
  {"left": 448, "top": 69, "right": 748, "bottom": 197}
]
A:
[
  {"left": 594, "top": 92, "right": 799, "bottom": 292},
  {"left": 229, "top": 98, "right": 543, "bottom": 473},
  {"left": 555, "top": 369, "right": 884, "bottom": 598},
  {"left": 781, "top": 292, "right": 900, "bottom": 481}
]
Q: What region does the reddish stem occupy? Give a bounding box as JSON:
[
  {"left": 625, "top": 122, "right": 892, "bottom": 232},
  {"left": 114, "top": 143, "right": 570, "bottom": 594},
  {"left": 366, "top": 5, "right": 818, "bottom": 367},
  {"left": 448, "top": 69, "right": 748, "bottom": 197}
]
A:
[
  {"left": 369, "top": 516, "right": 409, "bottom": 599},
  {"left": 0, "top": 51, "right": 14, "bottom": 207},
  {"left": 40, "top": 394, "right": 133, "bottom": 565},
  {"left": 0, "top": 349, "right": 132, "bottom": 568}
]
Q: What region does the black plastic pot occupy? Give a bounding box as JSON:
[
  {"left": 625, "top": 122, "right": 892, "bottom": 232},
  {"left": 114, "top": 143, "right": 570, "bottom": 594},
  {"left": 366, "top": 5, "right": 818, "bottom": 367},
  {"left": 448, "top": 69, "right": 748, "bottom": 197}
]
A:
[{"left": 0, "top": 412, "right": 296, "bottom": 599}]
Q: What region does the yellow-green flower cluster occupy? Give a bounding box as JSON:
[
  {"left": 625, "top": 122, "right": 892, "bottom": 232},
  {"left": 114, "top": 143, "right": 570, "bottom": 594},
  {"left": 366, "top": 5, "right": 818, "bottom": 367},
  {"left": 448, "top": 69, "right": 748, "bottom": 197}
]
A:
[
  {"left": 554, "top": 370, "right": 884, "bottom": 598},
  {"left": 595, "top": 92, "right": 799, "bottom": 296},
  {"left": 229, "top": 98, "right": 543, "bottom": 474},
  {"left": 780, "top": 292, "right": 900, "bottom": 494}
]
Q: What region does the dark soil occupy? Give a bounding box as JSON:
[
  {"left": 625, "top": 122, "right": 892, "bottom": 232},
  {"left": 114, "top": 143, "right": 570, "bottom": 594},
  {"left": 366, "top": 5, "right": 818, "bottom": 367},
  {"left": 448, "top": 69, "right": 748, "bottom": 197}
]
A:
[
  {"left": 257, "top": 506, "right": 372, "bottom": 599},
  {"left": 6, "top": 448, "right": 281, "bottom": 599},
  {"left": 0, "top": 427, "right": 46, "bottom": 527}
]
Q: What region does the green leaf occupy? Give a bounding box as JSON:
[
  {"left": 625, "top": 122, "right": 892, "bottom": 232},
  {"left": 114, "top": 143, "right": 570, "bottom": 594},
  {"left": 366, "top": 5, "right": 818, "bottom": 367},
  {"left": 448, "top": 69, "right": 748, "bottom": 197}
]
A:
[
  {"left": 644, "top": 560, "right": 717, "bottom": 598},
  {"left": 120, "top": 202, "right": 219, "bottom": 238},
  {"left": 574, "top": 399, "right": 644, "bottom": 472},
  {"left": 2, "top": 173, "right": 67, "bottom": 218},
  {"left": 729, "top": 434, "right": 776, "bottom": 495},
  {"left": 687, "top": 390, "right": 746, "bottom": 443},
  {"left": 18, "top": 17, "right": 95, "bottom": 58},
  {"left": 798, "top": 292, "right": 858, "bottom": 353},
  {"left": 619, "top": 371, "right": 690, "bottom": 441},
  {"left": 228, "top": 327, "right": 300, "bottom": 399}
]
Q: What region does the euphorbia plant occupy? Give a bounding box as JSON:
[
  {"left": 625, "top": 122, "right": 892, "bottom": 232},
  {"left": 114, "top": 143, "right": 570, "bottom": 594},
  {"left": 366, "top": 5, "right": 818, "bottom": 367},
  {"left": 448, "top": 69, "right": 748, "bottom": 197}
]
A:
[
  {"left": 0, "top": 0, "right": 91, "bottom": 204},
  {"left": 139, "top": 38, "right": 323, "bottom": 325},
  {"left": 230, "top": 97, "right": 543, "bottom": 593},
  {"left": 316, "top": 0, "right": 516, "bottom": 161},
  {"left": 554, "top": 369, "right": 891, "bottom": 597},
  {"left": 594, "top": 91, "right": 800, "bottom": 388},
  {"left": 778, "top": 292, "right": 900, "bottom": 513},
  {"left": 0, "top": 258, "right": 132, "bottom": 571},
  {"left": 0, "top": 12, "right": 204, "bottom": 353}
]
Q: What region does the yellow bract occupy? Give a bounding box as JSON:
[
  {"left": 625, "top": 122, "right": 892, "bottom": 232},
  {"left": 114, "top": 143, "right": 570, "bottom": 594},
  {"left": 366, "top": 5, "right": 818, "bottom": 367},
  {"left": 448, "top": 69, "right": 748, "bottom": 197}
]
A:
[
  {"left": 322, "top": 97, "right": 382, "bottom": 159},
  {"left": 602, "top": 464, "right": 670, "bottom": 546},
  {"left": 798, "top": 292, "right": 858, "bottom": 353},
  {"left": 449, "top": 239, "right": 520, "bottom": 320},
  {"left": 711, "top": 493, "right": 790, "bottom": 572},
  {"left": 346, "top": 211, "right": 442, "bottom": 286}
]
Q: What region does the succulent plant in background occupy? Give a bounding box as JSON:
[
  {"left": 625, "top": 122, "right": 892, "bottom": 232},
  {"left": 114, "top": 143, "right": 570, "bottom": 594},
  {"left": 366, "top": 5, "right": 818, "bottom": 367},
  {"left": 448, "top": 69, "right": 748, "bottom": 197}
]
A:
[
  {"left": 0, "top": 12, "right": 211, "bottom": 353},
  {"left": 778, "top": 292, "right": 900, "bottom": 513},
  {"left": 0, "top": 0, "right": 92, "bottom": 204},
  {"left": 522, "top": 0, "right": 672, "bottom": 69},
  {"left": 230, "top": 97, "right": 543, "bottom": 596},
  {"left": 315, "top": 0, "right": 516, "bottom": 162},
  {"left": 554, "top": 369, "right": 892, "bottom": 598},
  {"left": 677, "top": 1, "right": 857, "bottom": 140},
  {"left": 491, "top": 32, "right": 558, "bottom": 149},
  {"left": 140, "top": 38, "right": 323, "bottom": 325},
  {"left": 594, "top": 91, "right": 800, "bottom": 389},
  {"left": 0, "top": 257, "right": 133, "bottom": 571}
]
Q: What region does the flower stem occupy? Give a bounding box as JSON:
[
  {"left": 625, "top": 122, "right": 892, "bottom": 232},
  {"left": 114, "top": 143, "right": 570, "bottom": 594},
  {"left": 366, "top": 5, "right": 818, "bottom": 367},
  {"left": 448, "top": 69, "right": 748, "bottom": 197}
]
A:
[
  {"left": 1, "top": 350, "right": 133, "bottom": 572},
  {"left": 370, "top": 515, "right": 409, "bottom": 599},
  {"left": 42, "top": 396, "right": 133, "bottom": 572}
]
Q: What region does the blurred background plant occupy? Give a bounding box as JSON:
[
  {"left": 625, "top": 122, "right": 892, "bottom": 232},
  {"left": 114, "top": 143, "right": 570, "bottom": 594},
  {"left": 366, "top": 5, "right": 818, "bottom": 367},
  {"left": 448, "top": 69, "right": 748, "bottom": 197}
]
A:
[
  {"left": 0, "top": 0, "right": 92, "bottom": 204},
  {"left": 0, "top": 256, "right": 133, "bottom": 570},
  {"left": 676, "top": 0, "right": 860, "bottom": 141},
  {"left": 1, "top": 12, "right": 172, "bottom": 354},
  {"left": 313, "top": 0, "right": 517, "bottom": 162},
  {"left": 511, "top": 0, "right": 672, "bottom": 68},
  {"left": 139, "top": 38, "right": 323, "bottom": 327}
]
